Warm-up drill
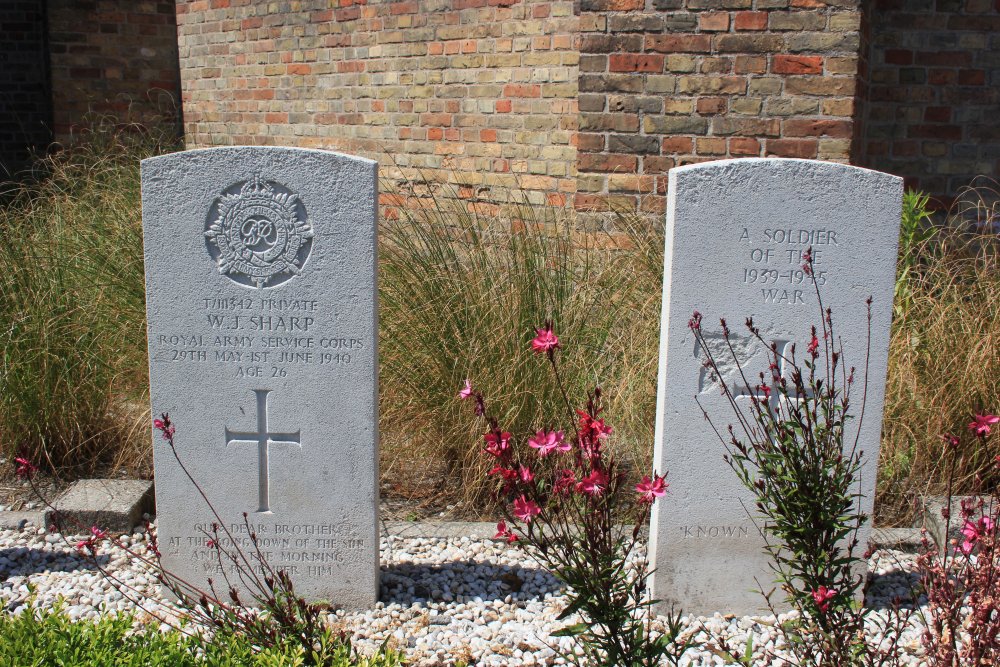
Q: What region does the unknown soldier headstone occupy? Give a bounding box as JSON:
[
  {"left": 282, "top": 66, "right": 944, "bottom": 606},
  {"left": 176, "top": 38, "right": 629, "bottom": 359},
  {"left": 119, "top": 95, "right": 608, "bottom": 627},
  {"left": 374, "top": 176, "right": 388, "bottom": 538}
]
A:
[
  {"left": 141, "top": 147, "right": 378, "bottom": 608},
  {"left": 648, "top": 158, "right": 902, "bottom": 615}
]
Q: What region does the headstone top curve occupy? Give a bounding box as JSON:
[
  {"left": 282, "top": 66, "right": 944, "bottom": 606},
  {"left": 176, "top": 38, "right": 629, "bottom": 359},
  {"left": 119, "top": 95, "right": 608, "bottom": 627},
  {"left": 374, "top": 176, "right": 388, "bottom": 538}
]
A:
[
  {"left": 668, "top": 157, "right": 903, "bottom": 184},
  {"left": 141, "top": 145, "right": 378, "bottom": 169}
]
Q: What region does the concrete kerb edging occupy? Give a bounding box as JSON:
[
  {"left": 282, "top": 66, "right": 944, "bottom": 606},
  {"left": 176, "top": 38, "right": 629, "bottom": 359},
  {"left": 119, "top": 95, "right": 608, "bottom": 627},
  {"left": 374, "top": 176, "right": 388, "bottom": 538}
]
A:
[{"left": 1, "top": 492, "right": 929, "bottom": 553}]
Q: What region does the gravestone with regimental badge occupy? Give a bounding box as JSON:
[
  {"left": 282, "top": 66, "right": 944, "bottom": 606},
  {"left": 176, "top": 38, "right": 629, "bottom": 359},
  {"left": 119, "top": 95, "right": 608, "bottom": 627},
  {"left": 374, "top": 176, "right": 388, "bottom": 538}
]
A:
[
  {"left": 648, "top": 158, "right": 902, "bottom": 615},
  {"left": 141, "top": 147, "right": 378, "bottom": 608}
]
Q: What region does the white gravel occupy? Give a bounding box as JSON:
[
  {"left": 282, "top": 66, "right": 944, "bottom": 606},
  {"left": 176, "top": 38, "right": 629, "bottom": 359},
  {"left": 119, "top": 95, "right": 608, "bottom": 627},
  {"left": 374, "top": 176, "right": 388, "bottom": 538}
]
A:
[{"left": 0, "top": 522, "right": 931, "bottom": 665}]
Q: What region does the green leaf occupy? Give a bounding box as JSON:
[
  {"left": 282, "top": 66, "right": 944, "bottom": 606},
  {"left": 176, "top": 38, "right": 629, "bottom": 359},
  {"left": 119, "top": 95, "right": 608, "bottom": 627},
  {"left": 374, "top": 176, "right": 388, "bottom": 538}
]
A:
[{"left": 551, "top": 623, "right": 589, "bottom": 637}]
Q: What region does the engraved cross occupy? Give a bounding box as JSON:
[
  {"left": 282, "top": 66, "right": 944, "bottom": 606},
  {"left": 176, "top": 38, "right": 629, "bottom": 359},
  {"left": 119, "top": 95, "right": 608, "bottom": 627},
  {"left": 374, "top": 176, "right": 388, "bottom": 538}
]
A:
[
  {"left": 733, "top": 340, "right": 813, "bottom": 410},
  {"left": 225, "top": 389, "right": 301, "bottom": 513}
]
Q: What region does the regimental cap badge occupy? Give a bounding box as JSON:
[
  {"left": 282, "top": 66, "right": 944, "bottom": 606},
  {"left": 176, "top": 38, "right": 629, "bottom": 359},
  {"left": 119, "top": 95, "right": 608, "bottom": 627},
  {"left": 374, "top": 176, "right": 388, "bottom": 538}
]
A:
[{"left": 205, "top": 175, "right": 314, "bottom": 289}]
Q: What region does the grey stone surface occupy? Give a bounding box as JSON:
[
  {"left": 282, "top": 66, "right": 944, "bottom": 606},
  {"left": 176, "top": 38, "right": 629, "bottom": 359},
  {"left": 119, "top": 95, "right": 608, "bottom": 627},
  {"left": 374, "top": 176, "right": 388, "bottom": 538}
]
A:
[
  {"left": 382, "top": 521, "right": 650, "bottom": 540},
  {"left": 0, "top": 511, "right": 45, "bottom": 530},
  {"left": 141, "top": 147, "right": 379, "bottom": 609},
  {"left": 871, "top": 527, "right": 925, "bottom": 552},
  {"left": 648, "top": 158, "right": 902, "bottom": 616},
  {"left": 920, "top": 495, "right": 978, "bottom": 550},
  {"left": 45, "top": 479, "right": 154, "bottom": 533},
  {"left": 384, "top": 521, "right": 501, "bottom": 540}
]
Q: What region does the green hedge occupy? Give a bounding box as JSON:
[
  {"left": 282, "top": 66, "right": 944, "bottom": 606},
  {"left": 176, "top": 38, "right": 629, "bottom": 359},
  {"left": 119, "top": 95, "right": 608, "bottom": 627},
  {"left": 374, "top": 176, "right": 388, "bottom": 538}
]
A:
[{"left": 0, "top": 605, "right": 402, "bottom": 667}]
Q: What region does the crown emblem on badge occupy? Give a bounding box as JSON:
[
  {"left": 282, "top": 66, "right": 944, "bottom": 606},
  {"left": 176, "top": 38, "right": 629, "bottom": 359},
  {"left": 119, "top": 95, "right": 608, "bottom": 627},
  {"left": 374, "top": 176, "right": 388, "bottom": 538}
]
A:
[{"left": 205, "top": 176, "right": 314, "bottom": 289}]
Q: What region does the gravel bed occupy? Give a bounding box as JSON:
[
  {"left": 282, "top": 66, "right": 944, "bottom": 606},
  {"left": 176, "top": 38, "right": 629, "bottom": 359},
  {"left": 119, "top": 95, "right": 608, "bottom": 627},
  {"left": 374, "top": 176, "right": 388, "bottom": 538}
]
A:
[{"left": 0, "top": 522, "right": 930, "bottom": 666}]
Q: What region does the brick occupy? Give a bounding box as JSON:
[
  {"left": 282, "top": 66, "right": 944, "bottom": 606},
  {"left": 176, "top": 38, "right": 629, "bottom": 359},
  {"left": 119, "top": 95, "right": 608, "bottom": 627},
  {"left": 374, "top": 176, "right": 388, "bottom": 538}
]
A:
[
  {"left": 768, "top": 12, "right": 826, "bottom": 31},
  {"left": 783, "top": 119, "right": 853, "bottom": 138},
  {"left": 729, "top": 137, "right": 760, "bottom": 155},
  {"left": 734, "top": 55, "right": 767, "bottom": 74},
  {"left": 663, "top": 98, "right": 695, "bottom": 114},
  {"left": 677, "top": 75, "right": 747, "bottom": 94},
  {"left": 924, "top": 106, "right": 951, "bottom": 123},
  {"left": 908, "top": 124, "right": 963, "bottom": 140},
  {"left": 785, "top": 76, "right": 855, "bottom": 96},
  {"left": 687, "top": 0, "right": 751, "bottom": 7},
  {"left": 715, "top": 34, "right": 784, "bottom": 53},
  {"left": 786, "top": 32, "right": 860, "bottom": 54},
  {"left": 661, "top": 136, "right": 696, "bottom": 153},
  {"left": 884, "top": 49, "right": 913, "bottom": 65},
  {"left": 578, "top": 153, "right": 638, "bottom": 172},
  {"left": 646, "top": 34, "right": 713, "bottom": 53},
  {"left": 734, "top": 12, "right": 768, "bottom": 31},
  {"left": 773, "top": 54, "right": 823, "bottom": 74},
  {"left": 665, "top": 55, "right": 698, "bottom": 72},
  {"left": 579, "top": 113, "right": 640, "bottom": 132},
  {"left": 502, "top": 83, "right": 541, "bottom": 98},
  {"left": 959, "top": 69, "right": 985, "bottom": 85},
  {"left": 748, "top": 77, "right": 783, "bottom": 95},
  {"left": 696, "top": 97, "right": 728, "bottom": 114},
  {"left": 730, "top": 97, "right": 763, "bottom": 114},
  {"left": 608, "top": 133, "right": 661, "bottom": 154},
  {"left": 696, "top": 137, "right": 728, "bottom": 155},
  {"left": 644, "top": 116, "right": 710, "bottom": 134},
  {"left": 821, "top": 98, "right": 854, "bottom": 116},
  {"left": 699, "top": 12, "right": 730, "bottom": 32},
  {"left": 580, "top": 0, "right": 644, "bottom": 9},
  {"left": 766, "top": 138, "right": 819, "bottom": 158},
  {"left": 712, "top": 117, "right": 781, "bottom": 136},
  {"left": 701, "top": 57, "right": 734, "bottom": 74},
  {"left": 609, "top": 54, "right": 665, "bottom": 73}
]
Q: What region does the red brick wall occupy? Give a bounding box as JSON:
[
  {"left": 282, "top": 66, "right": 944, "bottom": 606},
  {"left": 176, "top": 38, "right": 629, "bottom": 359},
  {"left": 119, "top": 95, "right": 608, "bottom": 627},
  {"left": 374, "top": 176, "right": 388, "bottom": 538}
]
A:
[
  {"left": 47, "top": 0, "right": 181, "bottom": 141},
  {"left": 862, "top": 0, "right": 1000, "bottom": 202},
  {"left": 576, "top": 0, "right": 865, "bottom": 214},
  {"left": 176, "top": 0, "right": 579, "bottom": 211},
  {"left": 173, "top": 0, "right": 1000, "bottom": 209},
  {"left": 0, "top": 1, "right": 51, "bottom": 174}
]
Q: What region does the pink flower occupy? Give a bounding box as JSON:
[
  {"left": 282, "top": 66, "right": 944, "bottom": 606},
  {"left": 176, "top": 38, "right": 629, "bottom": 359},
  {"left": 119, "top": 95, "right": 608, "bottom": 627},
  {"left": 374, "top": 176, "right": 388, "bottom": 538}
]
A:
[
  {"left": 688, "top": 310, "right": 702, "bottom": 331},
  {"left": 494, "top": 520, "right": 518, "bottom": 543},
  {"left": 458, "top": 379, "right": 474, "bottom": 400},
  {"left": 577, "top": 410, "right": 613, "bottom": 440},
  {"left": 90, "top": 526, "right": 108, "bottom": 540},
  {"left": 488, "top": 465, "right": 518, "bottom": 483},
  {"left": 959, "top": 516, "right": 994, "bottom": 554},
  {"left": 512, "top": 495, "right": 542, "bottom": 522},
  {"left": 518, "top": 465, "right": 535, "bottom": 483},
  {"left": 635, "top": 474, "right": 668, "bottom": 503},
  {"left": 484, "top": 431, "right": 512, "bottom": 458},
  {"left": 531, "top": 324, "right": 559, "bottom": 354},
  {"left": 942, "top": 433, "right": 960, "bottom": 449},
  {"left": 14, "top": 456, "right": 37, "bottom": 479},
  {"left": 554, "top": 469, "right": 576, "bottom": 494},
  {"left": 577, "top": 469, "right": 610, "bottom": 497},
  {"left": 807, "top": 333, "right": 820, "bottom": 357},
  {"left": 153, "top": 415, "right": 175, "bottom": 440},
  {"left": 528, "top": 430, "right": 569, "bottom": 456},
  {"left": 969, "top": 413, "right": 999, "bottom": 438},
  {"left": 811, "top": 585, "right": 836, "bottom": 612}
]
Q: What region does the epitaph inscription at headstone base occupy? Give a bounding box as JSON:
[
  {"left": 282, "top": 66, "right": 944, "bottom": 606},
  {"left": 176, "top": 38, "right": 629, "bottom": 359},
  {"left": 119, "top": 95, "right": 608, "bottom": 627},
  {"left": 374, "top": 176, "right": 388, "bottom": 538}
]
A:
[
  {"left": 648, "top": 158, "right": 902, "bottom": 616},
  {"left": 141, "top": 147, "right": 379, "bottom": 608}
]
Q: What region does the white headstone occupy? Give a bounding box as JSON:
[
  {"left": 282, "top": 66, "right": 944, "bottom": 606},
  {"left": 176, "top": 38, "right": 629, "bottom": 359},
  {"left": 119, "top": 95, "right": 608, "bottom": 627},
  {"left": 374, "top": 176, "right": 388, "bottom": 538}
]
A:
[
  {"left": 141, "top": 147, "right": 379, "bottom": 608},
  {"left": 648, "top": 158, "right": 902, "bottom": 615}
]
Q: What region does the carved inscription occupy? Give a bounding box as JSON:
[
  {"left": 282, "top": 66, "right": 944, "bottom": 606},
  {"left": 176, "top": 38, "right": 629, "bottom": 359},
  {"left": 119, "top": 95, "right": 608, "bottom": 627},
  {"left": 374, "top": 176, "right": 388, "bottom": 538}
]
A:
[
  {"left": 738, "top": 227, "right": 839, "bottom": 305},
  {"left": 152, "top": 296, "right": 364, "bottom": 378},
  {"left": 681, "top": 525, "right": 751, "bottom": 538},
  {"left": 176, "top": 521, "right": 366, "bottom": 576}
]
